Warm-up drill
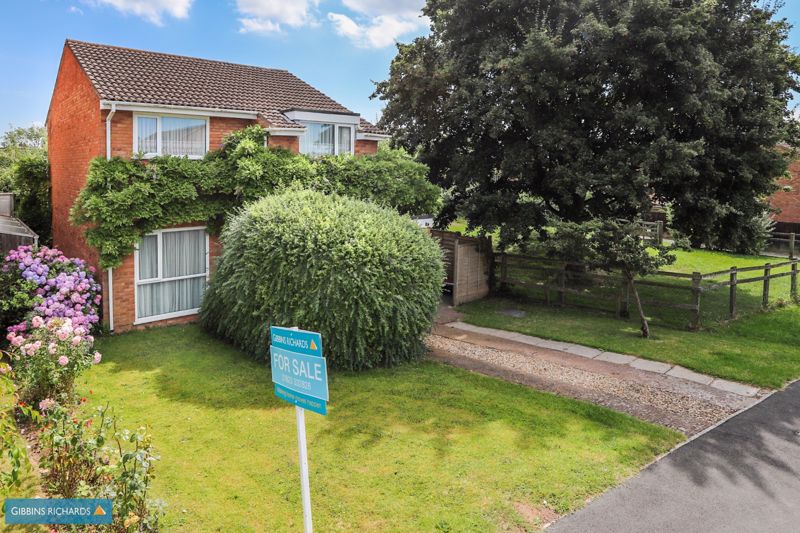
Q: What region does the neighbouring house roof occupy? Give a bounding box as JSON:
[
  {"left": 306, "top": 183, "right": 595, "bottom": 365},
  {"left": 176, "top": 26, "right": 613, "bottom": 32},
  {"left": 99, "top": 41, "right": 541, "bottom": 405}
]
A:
[{"left": 65, "top": 39, "right": 386, "bottom": 135}]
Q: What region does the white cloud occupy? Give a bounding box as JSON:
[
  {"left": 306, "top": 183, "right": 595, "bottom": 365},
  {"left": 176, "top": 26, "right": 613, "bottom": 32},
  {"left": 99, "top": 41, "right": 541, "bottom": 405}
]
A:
[
  {"left": 236, "top": 0, "right": 319, "bottom": 34},
  {"left": 68, "top": 5, "right": 84, "bottom": 15},
  {"left": 328, "top": 0, "right": 426, "bottom": 48},
  {"left": 328, "top": 12, "right": 420, "bottom": 48},
  {"left": 86, "top": 0, "right": 192, "bottom": 25}
]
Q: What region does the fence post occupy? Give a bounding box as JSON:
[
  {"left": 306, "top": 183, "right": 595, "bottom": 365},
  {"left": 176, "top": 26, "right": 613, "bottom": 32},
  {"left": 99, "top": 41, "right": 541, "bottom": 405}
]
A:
[
  {"left": 452, "top": 238, "right": 461, "bottom": 306},
  {"left": 499, "top": 252, "right": 508, "bottom": 291},
  {"left": 689, "top": 272, "right": 702, "bottom": 331},
  {"left": 558, "top": 264, "right": 567, "bottom": 306},
  {"left": 762, "top": 263, "right": 771, "bottom": 309},
  {"left": 791, "top": 260, "right": 798, "bottom": 302},
  {"left": 790, "top": 233, "right": 796, "bottom": 259},
  {"left": 616, "top": 276, "right": 630, "bottom": 318},
  {"left": 729, "top": 267, "right": 737, "bottom": 319},
  {"left": 656, "top": 220, "right": 664, "bottom": 245}
]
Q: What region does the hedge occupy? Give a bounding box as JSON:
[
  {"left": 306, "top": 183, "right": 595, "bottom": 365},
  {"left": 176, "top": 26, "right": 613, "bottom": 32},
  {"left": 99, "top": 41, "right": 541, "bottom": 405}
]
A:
[
  {"left": 200, "top": 189, "right": 445, "bottom": 370},
  {"left": 70, "top": 126, "right": 441, "bottom": 268}
]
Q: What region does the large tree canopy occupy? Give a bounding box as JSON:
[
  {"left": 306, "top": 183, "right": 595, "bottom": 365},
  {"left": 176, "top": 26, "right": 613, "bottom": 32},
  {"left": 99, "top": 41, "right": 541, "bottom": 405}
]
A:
[{"left": 375, "top": 0, "right": 800, "bottom": 252}]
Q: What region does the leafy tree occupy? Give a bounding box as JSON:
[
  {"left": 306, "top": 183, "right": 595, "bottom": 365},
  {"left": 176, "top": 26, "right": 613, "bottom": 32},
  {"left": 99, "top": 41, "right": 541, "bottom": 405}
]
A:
[
  {"left": 0, "top": 125, "right": 50, "bottom": 243},
  {"left": 375, "top": 0, "right": 800, "bottom": 253},
  {"left": 0, "top": 125, "right": 46, "bottom": 190}
]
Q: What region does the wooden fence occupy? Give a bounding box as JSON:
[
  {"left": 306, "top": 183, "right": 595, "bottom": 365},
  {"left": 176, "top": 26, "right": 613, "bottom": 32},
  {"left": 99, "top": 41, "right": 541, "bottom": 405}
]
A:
[
  {"left": 430, "top": 230, "right": 493, "bottom": 305},
  {"left": 765, "top": 232, "right": 797, "bottom": 258},
  {"left": 496, "top": 253, "right": 799, "bottom": 330}
]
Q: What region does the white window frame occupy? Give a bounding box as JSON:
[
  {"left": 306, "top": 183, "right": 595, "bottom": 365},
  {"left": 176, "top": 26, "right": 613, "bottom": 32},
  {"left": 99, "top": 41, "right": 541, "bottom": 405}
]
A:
[
  {"left": 133, "top": 226, "right": 210, "bottom": 325},
  {"left": 297, "top": 120, "right": 355, "bottom": 156},
  {"left": 133, "top": 112, "right": 210, "bottom": 159}
]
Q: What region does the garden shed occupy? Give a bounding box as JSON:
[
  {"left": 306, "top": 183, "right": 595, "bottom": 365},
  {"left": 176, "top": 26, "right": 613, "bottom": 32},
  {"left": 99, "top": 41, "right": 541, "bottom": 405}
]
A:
[{"left": 0, "top": 193, "right": 38, "bottom": 253}]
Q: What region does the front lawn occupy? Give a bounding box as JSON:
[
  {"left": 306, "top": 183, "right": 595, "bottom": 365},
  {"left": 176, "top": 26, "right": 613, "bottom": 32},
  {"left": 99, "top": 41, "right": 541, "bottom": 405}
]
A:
[
  {"left": 459, "top": 249, "right": 799, "bottom": 388},
  {"left": 78, "top": 325, "right": 680, "bottom": 532}
]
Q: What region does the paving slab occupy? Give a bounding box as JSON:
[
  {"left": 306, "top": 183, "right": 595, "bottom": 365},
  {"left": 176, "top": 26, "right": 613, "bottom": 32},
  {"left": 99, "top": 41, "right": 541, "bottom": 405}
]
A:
[
  {"left": 667, "top": 366, "right": 715, "bottom": 385},
  {"left": 549, "top": 382, "right": 798, "bottom": 533},
  {"left": 563, "top": 344, "right": 603, "bottom": 358},
  {"left": 596, "top": 352, "right": 637, "bottom": 365},
  {"left": 710, "top": 378, "right": 760, "bottom": 397},
  {"left": 630, "top": 358, "right": 673, "bottom": 374}
]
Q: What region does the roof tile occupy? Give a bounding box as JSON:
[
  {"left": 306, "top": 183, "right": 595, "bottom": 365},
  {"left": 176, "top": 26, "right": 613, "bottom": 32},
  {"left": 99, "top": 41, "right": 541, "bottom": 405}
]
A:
[{"left": 66, "top": 40, "right": 386, "bottom": 133}]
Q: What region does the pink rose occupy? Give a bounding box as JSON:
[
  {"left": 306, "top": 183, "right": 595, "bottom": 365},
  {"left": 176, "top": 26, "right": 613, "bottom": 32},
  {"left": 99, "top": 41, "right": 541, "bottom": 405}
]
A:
[{"left": 57, "top": 356, "right": 69, "bottom": 366}]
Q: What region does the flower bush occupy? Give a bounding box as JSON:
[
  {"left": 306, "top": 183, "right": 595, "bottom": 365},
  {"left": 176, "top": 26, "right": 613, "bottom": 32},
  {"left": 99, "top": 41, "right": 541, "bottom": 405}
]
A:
[
  {"left": 2, "top": 245, "right": 102, "bottom": 334},
  {"left": 6, "top": 316, "right": 101, "bottom": 404},
  {"left": 39, "top": 403, "right": 165, "bottom": 531}
]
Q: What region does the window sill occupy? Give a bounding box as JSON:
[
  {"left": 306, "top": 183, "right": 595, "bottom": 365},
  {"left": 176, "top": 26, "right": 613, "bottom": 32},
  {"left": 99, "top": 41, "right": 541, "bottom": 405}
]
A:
[{"left": 134, "top": 308, "right": 200, "bottom": 326}]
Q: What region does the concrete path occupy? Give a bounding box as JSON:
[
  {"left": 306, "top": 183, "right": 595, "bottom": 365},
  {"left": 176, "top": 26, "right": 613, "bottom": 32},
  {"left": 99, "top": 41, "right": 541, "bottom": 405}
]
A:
[
  {"left": 429, "top": 309, "right": 764, "bottom": 435},
  {"left": 447, "top": 321, "right": 759, "bottom": 397},
  {"left": 548, "top": 381, "right": 800, "bottom": 533}
]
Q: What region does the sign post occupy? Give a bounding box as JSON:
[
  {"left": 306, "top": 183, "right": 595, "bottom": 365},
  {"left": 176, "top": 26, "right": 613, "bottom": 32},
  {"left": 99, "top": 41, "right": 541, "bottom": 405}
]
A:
[{"left": 270, "top": 326, "right": 328, "bottom": 533}]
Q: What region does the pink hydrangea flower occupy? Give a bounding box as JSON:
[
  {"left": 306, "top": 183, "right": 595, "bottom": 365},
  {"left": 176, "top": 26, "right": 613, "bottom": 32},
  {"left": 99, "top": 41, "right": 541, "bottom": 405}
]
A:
[
  {"left": 71, "top": 336, "right": 83, "bottom": 346},
  {"left": 38, "top": 398, "right": 56, "bottom": 411},
  {"left": 48, "top": 343, "right": 58, "bottom": 354},
  {"left": 31, "top": 316, "right": 44, "bottom": 328},
  {"left": 57, "top": 356, "right": 69, "bottom": 366},
  {"left": 93, "top": 352, "right": 102, "bottom": 365}
]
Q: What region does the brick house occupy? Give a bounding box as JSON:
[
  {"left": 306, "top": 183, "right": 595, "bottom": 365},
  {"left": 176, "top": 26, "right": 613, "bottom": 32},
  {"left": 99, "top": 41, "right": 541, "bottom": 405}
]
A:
[
  {"left": 47, "top": 40, "right": 388, "bottom": 332},
  {"left": 770, "top": 156, "right": 800, "bottom": 234}
]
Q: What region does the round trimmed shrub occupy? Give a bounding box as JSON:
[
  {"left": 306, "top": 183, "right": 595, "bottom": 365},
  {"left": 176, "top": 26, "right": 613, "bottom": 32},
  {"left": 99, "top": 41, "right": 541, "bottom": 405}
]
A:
[{"left": 200, "top": 189, "right": 444, "bottom": 370}]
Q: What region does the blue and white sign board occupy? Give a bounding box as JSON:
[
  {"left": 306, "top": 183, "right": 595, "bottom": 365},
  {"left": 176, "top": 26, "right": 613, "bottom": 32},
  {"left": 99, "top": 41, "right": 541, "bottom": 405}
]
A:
[
  {"left": 270, "top": 325, "right": 329, "bottom": 533},
  {"left": 270, "top": 326, "right": 328, "bottom": 416}
]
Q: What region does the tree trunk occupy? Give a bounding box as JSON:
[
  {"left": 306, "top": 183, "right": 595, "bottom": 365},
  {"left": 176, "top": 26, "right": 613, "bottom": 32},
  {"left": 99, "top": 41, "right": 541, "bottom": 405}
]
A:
[{"left": 627, "top": 272, "right": 650, "bottom": 338}]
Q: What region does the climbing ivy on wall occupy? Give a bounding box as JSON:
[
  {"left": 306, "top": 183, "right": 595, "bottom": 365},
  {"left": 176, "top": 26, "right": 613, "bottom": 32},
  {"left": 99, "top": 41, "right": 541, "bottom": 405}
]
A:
[{"left": 70, "top": 126, "right": 441, "bottom": 269}]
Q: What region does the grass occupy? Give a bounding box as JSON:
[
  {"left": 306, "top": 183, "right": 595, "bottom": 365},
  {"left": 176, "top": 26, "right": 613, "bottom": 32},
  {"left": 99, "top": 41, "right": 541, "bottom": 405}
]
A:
[
  {"left": 76, "top": 325, "right": 681, "bottom": 532},
  {"left": 460, "top": 248, "right": 799, "bottom": 388}
]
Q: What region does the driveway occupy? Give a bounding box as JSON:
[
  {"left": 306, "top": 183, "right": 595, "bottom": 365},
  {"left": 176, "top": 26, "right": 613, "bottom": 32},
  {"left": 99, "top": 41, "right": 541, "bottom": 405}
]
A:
[{"left": 549, "top": 380, "right": 800, "bottom": 533}]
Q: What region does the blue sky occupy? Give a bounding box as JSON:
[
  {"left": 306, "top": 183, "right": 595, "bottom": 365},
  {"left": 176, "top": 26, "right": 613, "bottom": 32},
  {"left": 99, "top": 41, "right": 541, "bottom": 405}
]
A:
[
  {"left": 1, "top": 0, "right": 799, "bottom": 135},
  {"left": 0, "top": 0, "right": 429, "bottom": 132}
]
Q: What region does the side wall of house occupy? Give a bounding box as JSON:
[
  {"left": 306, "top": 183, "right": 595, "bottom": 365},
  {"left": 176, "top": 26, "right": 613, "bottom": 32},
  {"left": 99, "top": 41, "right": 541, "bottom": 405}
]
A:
[
  {"left": 48, "top": 46, "right": 104, "bottom": 266},
  {"left": 771, "top": 158, "right": 800, "bottom": 232}
]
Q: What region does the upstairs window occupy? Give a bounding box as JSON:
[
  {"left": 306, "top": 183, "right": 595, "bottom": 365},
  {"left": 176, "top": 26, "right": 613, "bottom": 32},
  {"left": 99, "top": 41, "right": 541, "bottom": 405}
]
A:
[
  {"left": 298, "top": 122, "right": 353, "bottom": 156},
  {"left": 134, "top": 114, "right": 208, "bottom": 159}
]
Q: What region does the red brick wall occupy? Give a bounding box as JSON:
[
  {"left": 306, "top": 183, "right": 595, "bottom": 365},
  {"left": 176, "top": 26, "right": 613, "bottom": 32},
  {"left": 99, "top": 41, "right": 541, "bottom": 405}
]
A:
[
  {"left": 771, "top": 158, "right": 800, "bottom": 224},
  {"left": 210, "top": 117, "right": 255, "bottom": 149},
  {"left": 269, "top": 135, "right": 300, "bottom": 152},
  {"left": 355, "top": 139, "right": 379, "bottom": 156},
  {"left": 48, "top": 46, "right": 104, "bottom": 267}
]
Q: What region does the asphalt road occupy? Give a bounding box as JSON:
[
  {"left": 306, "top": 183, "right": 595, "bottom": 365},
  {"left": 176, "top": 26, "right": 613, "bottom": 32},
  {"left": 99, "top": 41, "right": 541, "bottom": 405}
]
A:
[{"left": 549, "top": 380, "right": 800, "bottom": 533}]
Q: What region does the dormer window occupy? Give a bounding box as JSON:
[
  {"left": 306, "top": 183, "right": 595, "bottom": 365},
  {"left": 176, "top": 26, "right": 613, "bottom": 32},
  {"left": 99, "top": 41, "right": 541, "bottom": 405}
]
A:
[
  {"left": 134, "top": 114, "right": 208, "bottom": 159},
  {"left": 298, "top": 121, "right": 354, "bottom": 156}
]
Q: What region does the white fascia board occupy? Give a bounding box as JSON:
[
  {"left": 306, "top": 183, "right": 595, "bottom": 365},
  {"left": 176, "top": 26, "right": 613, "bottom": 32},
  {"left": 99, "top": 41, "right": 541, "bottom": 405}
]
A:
[
  {"left": 283, "top": 109, "right": 361, "bottom": 125},
  {"left": 266, "top": 128, "right": 306, "bottom": 137},
  {"left": 100, "top": 100, "right": 258, "bottom": 120},
  {"left": 356, "top": 132, "right": 391, "bottom": 141}
]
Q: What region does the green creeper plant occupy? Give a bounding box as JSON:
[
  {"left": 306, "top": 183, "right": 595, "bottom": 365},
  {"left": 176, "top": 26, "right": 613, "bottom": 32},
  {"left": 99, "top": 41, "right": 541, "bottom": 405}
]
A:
[{"left": 70, "top": 126, "right": 440, "bottom": 269}]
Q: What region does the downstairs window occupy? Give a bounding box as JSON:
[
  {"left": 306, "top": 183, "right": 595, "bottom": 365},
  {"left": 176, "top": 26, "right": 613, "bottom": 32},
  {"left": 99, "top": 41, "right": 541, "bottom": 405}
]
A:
[{"left": 135, "top": 228, "right": 209, "bottom": 323}]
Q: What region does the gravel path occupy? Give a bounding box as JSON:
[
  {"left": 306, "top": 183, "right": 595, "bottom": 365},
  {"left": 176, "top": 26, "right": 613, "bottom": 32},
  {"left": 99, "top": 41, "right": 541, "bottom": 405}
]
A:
[{"left": 426, "top": 332, "right": 760, "bottom": 435}]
